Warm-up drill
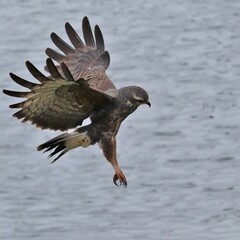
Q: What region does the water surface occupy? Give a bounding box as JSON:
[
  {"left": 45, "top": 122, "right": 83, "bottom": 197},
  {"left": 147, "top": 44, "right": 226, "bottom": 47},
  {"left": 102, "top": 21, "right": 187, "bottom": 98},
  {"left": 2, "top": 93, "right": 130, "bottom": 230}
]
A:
[{"left": 1, "top": 0, "right": 240, "bottom": 239}]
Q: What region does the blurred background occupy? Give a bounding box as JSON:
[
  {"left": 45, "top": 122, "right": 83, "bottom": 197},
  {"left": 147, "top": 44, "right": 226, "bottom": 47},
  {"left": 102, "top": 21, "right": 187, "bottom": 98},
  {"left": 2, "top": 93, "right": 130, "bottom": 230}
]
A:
[{"left": 1, "top": 0, "right": 240, "bottom": 239}]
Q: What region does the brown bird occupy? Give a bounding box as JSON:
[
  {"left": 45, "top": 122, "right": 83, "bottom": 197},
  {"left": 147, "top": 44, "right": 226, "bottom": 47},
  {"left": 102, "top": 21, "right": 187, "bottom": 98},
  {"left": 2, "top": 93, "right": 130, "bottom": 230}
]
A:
[{"left": 3, "top": 16, "right": 150, "bottom": 187}]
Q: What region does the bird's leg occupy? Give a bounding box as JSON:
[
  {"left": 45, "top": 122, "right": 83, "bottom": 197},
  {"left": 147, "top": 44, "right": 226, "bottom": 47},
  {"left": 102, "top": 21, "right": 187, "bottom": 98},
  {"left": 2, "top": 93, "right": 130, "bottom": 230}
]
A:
[{"left": 101, "top": 137, "right": 127, "bottom": 187}]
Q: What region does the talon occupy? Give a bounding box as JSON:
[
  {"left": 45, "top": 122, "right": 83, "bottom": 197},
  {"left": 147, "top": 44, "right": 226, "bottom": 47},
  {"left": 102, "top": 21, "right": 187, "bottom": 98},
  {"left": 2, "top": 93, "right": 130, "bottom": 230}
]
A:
[
  {"left": 113, "top": 174, "right": 119, "bottom": 186},
  {"left": 112, "top": 170, "right": 127, "bottom": 188}
]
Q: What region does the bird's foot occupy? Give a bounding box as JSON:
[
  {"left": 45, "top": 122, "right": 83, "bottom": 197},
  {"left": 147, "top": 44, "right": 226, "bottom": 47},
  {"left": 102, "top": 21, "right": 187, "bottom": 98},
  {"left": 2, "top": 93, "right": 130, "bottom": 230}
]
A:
[{"left": 113, "top": 167, "right": 127, "bottom": 187}]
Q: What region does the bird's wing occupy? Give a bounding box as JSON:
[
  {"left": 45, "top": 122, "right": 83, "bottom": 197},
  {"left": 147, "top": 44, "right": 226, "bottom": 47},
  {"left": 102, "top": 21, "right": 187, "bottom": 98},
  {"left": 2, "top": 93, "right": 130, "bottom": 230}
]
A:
[
  {"left": 3, "top": 58, "right": 116, "bottom": 131},
  {"left": 45, "top": 16, "right": 116, "bottom": 92}
]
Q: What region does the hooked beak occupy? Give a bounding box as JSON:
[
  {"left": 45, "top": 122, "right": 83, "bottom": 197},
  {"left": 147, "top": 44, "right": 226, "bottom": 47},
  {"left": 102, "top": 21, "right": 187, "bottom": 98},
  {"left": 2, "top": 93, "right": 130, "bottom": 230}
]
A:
[{"left": 146, "top": 101, "right": 151, "bottom": 107}]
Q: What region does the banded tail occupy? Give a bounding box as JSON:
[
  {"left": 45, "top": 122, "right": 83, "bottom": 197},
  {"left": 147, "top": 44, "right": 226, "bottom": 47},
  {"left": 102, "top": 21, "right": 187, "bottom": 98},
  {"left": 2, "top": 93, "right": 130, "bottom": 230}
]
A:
[{"left": 37, "top": 131, "right": 92, "bottom": 163}]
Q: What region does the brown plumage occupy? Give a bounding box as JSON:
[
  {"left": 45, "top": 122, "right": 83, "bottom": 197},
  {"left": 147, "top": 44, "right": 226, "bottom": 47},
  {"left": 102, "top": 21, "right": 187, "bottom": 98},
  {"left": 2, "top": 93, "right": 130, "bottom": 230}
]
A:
[
  {"left": 3, "top": 16, "right": 151, "bottom": 187},
  {"left": 45, "top": 17, "right": 114, "bottom": 91}
]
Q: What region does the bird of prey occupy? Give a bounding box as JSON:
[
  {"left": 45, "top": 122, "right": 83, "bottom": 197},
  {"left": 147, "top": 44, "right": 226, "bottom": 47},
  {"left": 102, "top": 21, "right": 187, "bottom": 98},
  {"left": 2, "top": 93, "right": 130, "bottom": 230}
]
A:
[{"left": 3, "top": 16, "right": 150, "bottom": 187}]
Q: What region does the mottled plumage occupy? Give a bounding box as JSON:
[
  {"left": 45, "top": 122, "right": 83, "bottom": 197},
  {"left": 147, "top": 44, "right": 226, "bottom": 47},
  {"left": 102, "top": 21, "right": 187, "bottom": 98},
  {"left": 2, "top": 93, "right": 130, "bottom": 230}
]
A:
[{"left": 3, "top": 17, "right": 150, "bottom": 187}]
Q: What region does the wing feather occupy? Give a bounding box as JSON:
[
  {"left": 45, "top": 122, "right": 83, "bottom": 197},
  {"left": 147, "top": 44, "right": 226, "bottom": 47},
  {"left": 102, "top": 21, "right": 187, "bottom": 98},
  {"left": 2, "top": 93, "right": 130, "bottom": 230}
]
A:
[
  {"left": 26, "top": 61, "right": 49, "bottom": 83},
  {"left": 3, "top": 89, "right": 31, "bottom": 98},
  {"left": 60, "top": 62, "right": 75, "bottom": 81},
  {"left": 99, "top": 51, "right": 110, "bottom": 69},
  {"left": 45, "top": 48, "right": 67, "bottom": 62},
  {"left": 45, "top": 16, "right": 116, "bottom": 91},
  {"left": 65, "top": 22, "right": 85, "bottom": 49},
  {"left": 82, "top": 16, "right": 95, "bottom": 47},
  {"left": 46, "top": 58, "right": 63, "bottom": 79},
  {"left": 3, "top": 59, "right": 115, "bottom": 131},
  {"left": 94, "top": 25, "right": 104, "bottom": 53},
  {"left": 50, "top": 32, "right": 76, "bottom": 55},
  {"left": 9, "top": 72, "right": 39, "bottom": 89}
]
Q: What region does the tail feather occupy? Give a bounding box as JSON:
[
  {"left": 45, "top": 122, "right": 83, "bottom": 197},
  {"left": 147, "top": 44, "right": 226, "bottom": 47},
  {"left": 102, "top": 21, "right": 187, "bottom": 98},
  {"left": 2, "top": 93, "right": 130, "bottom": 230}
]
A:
[
  {"left": 37, "top": 133, "right": 68, "bottom": 151},
  {"left": 37, "top": 131, "right": 92, "bottom": 163},
  {"left": 50, "top": 149, "right": 68, "bottom": 164},
  {"left": 48, "top": 144, "right": 66, "bottom": 159},
  {"left": 43, "top": 145, "right": 57, "bottom": 153}
]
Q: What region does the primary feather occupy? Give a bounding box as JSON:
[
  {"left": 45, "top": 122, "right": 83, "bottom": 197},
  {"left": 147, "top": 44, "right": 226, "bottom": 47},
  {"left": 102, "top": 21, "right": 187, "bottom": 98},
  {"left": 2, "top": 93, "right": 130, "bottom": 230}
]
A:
[{"left": 3, "top": 58, "right": 115, "bottom": 131}]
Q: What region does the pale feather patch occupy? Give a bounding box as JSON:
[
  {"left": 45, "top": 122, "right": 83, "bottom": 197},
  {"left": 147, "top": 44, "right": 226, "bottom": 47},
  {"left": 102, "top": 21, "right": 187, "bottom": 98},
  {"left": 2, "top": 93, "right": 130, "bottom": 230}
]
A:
[
  {"left": 132, "top": 93, "right": 144, "bottom": 101},
  {"left": 98, "top": 140, "right": 103, "bottom": 149},
  {"left": 126, "top": 100, "right": 133, "bottom": 107},
  {"left": 65, "top": 132, "right": 91, "bottom": 150}
]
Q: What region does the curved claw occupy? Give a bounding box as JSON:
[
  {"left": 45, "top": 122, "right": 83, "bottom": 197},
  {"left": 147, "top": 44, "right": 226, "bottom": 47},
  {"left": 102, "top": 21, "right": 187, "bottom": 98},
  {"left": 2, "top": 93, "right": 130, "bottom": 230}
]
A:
[{"left": 113, "top": 172, "right": 127, "bottom": 188}]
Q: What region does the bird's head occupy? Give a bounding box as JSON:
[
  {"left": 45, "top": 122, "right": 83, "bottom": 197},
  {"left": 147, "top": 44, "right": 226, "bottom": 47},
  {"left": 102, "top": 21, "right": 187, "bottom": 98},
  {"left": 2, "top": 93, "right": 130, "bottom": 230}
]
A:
[{"left": 119, "top": 86, "right": 151, "bottom": 108}]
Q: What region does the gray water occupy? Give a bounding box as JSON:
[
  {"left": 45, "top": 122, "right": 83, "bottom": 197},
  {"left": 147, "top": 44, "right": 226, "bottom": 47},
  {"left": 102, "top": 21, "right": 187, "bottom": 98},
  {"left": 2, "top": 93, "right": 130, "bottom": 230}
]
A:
[{"left": 1, "top": 0, "right": 240, "bottom": 239}]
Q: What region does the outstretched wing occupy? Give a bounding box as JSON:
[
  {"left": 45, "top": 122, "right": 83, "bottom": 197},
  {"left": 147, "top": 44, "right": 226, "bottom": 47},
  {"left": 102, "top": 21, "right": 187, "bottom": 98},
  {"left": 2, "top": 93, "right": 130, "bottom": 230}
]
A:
[
  {"left": 46, "top": 16, "right": 116, "bottom": 92},
  {"left": 3, "top": 58, "right": 115, "bottom": 131}
]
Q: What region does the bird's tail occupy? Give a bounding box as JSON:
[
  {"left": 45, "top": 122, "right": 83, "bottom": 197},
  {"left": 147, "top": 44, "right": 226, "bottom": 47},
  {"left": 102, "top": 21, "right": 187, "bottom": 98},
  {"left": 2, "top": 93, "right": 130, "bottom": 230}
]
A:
[{"left": 37, "top": 131, "right": 92, "bottom": 163}]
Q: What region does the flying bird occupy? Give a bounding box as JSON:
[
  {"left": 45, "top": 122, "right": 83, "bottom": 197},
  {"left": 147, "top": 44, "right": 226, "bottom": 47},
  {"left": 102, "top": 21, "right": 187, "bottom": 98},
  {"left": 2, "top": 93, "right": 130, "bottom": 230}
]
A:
[{"left": 3, "top": 17, "right": 150, "bottom": 187}]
